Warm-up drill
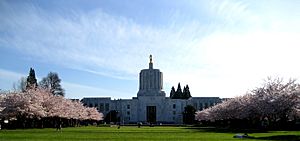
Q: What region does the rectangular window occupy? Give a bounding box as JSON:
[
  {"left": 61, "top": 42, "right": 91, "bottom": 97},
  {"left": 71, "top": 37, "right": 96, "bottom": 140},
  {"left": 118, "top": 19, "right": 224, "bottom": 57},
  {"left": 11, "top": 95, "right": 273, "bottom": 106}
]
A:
[
  {"left": 100, "top": 103, "right": 104, "bottom": 112},
  {"left": 173, "top": 111, "right": 176, "bottom": 115},
  {"left": 173, "top": 104, "right": 176, "bottom": 109},
  {"left": 105, "top": 103, "right": 109, "bottom": 111},
  {"left": 127, "top": 105, "right": 130, "bottom": 109},
  {"left": 127, "top": 111, "right": 130, "bottom": 115}
]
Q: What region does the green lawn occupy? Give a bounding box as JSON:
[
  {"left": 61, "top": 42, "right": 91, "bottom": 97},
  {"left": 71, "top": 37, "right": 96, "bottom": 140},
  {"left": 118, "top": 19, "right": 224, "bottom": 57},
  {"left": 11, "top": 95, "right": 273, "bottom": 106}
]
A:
[{"left": 0, "top": 126, "right": 299, "bottom": 141}]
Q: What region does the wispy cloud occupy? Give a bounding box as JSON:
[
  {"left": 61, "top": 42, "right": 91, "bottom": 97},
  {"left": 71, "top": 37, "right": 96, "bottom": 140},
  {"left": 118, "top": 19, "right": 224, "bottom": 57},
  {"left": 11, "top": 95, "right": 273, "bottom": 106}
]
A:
[
  {"left": 0, "top": 69, "right": 25, "bottom": 81},
  {"left": 0, "top": 1, "right": 214, "bottom": 80},
  {"left": 62, "top": 81, "right": 133, "bottom": 99},
  {"left": 1, "top": 0, "right": 299, "bottom": 98}
]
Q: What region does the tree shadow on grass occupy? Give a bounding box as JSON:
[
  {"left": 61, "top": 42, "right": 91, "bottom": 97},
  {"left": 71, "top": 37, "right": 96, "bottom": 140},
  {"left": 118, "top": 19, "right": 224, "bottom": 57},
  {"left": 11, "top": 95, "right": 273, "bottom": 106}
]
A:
[
  {"left": 253, "top": 135, "right": 300, "bottom": 141},
  {"left": 185, "top": 127, "right": 268, "bottom": 133},
  {"left": 186, "top": 127, "right": 300, "bottom": 141}
]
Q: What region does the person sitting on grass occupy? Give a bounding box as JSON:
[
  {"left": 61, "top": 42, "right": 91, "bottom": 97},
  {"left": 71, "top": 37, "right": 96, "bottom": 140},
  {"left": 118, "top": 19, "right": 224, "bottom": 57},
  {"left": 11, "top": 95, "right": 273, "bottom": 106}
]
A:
[
  {"left": 117, "top": 122, "right": 120, "bottom": 129},
  {"left": 233, "top": 133, "right": 254, "bottom": 138}
]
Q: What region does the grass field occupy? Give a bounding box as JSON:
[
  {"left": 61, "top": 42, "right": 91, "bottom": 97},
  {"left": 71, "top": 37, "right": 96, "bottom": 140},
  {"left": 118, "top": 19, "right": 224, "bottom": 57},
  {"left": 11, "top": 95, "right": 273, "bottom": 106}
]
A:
[{"left": 1, "top": 126, "right": 300, "bottom": 141}]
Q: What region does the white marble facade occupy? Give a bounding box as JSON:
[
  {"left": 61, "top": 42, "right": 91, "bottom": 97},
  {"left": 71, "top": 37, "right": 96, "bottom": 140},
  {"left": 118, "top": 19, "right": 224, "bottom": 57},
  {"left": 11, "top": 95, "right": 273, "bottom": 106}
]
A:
[{"left": 81, "top": 55, "right": 221, "bottom": 124}]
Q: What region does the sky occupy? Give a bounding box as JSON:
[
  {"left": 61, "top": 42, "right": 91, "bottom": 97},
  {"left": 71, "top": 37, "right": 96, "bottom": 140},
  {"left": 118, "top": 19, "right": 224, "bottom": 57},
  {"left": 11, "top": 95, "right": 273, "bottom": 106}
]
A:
[{"left": 0, "top": 0, "right": 300, "bottom": 99}]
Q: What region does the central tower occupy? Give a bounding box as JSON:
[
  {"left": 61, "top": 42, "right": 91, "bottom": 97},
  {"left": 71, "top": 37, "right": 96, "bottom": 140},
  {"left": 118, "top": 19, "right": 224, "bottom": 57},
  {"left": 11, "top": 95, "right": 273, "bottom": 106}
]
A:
[{"left": 137, "top": 55, "right": 165, "bottom": 97}]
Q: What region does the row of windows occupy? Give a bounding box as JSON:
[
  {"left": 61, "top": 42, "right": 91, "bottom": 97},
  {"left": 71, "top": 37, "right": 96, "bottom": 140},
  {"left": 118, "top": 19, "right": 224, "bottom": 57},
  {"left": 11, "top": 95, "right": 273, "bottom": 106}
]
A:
[
  {"left": 89, "top": 103, "right": 109, "bottom": 112},
  {"left": 194, "top": 102, "right": 216, "bottom": 110},
  {"left": 127, "top": 105, "right": 131, "bottom": 117},
  {"left": 171, "top": 102, "right": 217, "bottom": 111},
  {"left": 89, "top": 104, "right": 131, "bottom": 112},
  {"left": 87, "top": 102, "right": 215, "bottom": 112}
]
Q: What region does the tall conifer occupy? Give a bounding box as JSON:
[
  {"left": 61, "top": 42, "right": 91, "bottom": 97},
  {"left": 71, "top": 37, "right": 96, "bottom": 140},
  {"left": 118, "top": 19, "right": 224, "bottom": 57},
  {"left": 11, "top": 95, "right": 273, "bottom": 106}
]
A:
[
  {"left": 175, "top": 83, "right": 182, "bottom": 99},
  {"left": 26, "top": 68, "right": 38, "bottom": 89},
  {"left": 170, "top": 86, "right": 176, "bottom": 98}
]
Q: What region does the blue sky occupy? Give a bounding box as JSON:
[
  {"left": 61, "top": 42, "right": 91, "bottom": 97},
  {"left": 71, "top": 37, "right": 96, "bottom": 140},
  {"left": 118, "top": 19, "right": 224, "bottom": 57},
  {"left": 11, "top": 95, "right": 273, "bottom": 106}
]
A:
[{"left": 0, "top": 0, "right": 300, "bottom": 99}]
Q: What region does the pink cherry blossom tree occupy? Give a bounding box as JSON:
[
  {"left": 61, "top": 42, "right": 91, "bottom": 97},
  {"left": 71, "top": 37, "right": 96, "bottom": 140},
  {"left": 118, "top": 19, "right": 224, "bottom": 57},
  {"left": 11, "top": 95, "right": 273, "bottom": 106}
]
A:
[
  {"left": 195, "top": 78, "right": 300, "bottom": 129},
  {"left": 0, "top": 88, "right": 103, "bottom": 128}
]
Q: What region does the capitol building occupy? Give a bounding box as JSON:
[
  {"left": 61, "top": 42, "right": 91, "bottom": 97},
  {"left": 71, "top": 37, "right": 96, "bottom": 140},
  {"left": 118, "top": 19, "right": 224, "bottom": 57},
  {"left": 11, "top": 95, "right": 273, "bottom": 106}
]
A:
[{"left": 82, "top": 55, "right": 221, "bottom": 124}]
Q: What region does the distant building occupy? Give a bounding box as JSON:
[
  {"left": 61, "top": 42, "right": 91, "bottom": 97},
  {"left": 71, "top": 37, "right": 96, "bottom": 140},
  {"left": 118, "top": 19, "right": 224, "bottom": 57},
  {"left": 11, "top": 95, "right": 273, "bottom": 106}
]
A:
[{"left": 81, "top": 55, "right": 222, "bottom": 124}]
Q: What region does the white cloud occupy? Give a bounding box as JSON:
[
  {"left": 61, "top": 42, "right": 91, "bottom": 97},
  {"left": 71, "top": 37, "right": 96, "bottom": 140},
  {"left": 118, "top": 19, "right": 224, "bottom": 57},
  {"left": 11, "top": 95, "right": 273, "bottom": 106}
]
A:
[
  {"left": 0, "top": 69, "right": 25, "bottom": 80},
  {"left": 163, "top": 31, "right": 300, "bottom": 98},
  {"left": 0, "top": 1, "right": 211, "bottom": 79},
  {"left": 62, "top": 82, "right": 133, "bottom": 99},
  {"left": 1, "top": 1, "right": 300, "bottom": 98}
]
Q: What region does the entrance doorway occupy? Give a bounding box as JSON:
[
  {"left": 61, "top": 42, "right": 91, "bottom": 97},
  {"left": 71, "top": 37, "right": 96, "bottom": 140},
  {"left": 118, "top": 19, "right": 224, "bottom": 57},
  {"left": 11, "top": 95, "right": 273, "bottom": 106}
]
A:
[{"left": 146, "top": 106, "right": 156, "bottom": 123}]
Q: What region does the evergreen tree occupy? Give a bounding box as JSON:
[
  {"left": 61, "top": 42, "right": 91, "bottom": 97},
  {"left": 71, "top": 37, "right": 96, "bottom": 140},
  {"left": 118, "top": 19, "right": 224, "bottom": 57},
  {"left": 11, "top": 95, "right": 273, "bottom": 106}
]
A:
[
  {"left": 170, "top": 83, "right": 191, "bottom": 99},
  {"left": 170, "top": 86, "right": 176, "bottom": 98},
  {"left": 182, "top": 85, "right": 191, "bottom": 99},
  {"left": 183, "top": 86, "right": 188, "bottom": 99},
  {"left": 104, "top": 110, "right": 120, "bottom": 123},
  {"left": 26, "top": 68, "right": 38, "bottom": 89},
  {"left": 183, "top": 105, "right": 196, "bottom": 124},
  {"left": 39, "top": 72, "right": 65, "bottom": 96},
  {"left": 185, "top": 85, "right": 191, "bottom": 98},
  {"left": 175, "top": 83, "right": 182, "bottom": 99}
]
